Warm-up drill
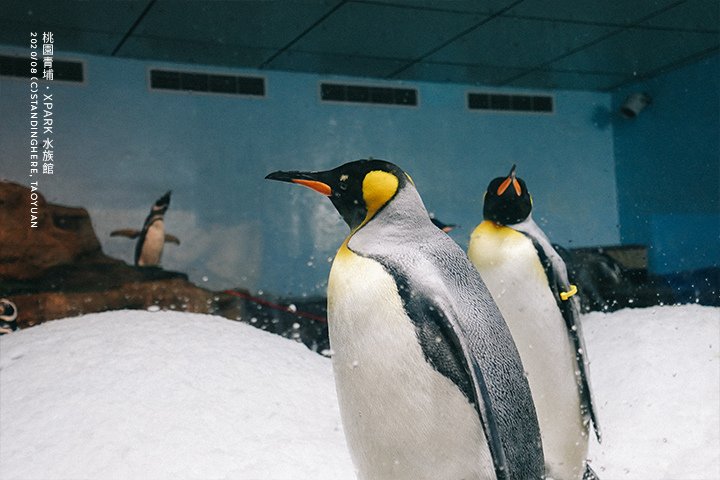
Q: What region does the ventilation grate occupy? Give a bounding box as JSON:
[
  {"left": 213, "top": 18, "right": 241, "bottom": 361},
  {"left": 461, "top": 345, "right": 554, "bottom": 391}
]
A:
[
  {"left": 0, "top": 54, "right": 85, "bottom": 83},
  {"left": 149, "top": 68, "right": 265, "bottom": 97},
  {"left": 467, "top": 92, "right": 553, "bottom": 114},
  {"left": 321, "top": 82, "right": 418, "bottom": 107}
]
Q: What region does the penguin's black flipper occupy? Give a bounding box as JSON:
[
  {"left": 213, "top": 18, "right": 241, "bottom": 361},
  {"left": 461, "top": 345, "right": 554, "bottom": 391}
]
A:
[
  {"left": 365, "top": 244, "right": 545, "bottom": 480},
  {"left": 545, "top": 244, "right": 602, "bottom": 443},
  {"left": 516, "top": 220, "right": 602, "bottom": 443},
  {"left": 164, "top": 234, "right": 181, "bottom": 245},
  {"left": 386, "top": 267, "right": 508, "bottom": 476},
  {"left": 559, "top": 292, "right": 602, "bottom": 443},
  {"left": 110, "top": 229, "right": 141, "bottom": 239}
]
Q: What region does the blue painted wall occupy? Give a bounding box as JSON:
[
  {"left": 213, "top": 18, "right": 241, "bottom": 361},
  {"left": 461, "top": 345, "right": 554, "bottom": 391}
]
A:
[
  {"left": 612, "top": 54, "right": 719, "bottom": 274},
  {"left": 1, "top": 47, "right": 618, "bottom": 296}
]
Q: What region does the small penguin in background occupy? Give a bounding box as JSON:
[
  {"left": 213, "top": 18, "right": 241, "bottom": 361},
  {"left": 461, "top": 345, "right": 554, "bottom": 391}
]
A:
[
  {"left": 429, "top": 214, "right": 459, "bottom": 232},
  {"left": 266, "top": 159, "right": 545, "bottom": 480},
  {"left": 467, "top": 165, "right": 601, "bottom": 480},
  {"left": 0, "top": 299, "right": 18, "bottom": 335},
  {"left": 111, "top": 191, "right": 179, "bottom": 267}
]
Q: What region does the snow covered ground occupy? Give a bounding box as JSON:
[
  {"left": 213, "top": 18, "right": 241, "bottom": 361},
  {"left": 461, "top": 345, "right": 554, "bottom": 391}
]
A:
[
  {"left": 0, "top": 305, "right": 718, "bottom": 480},
  {"left": 583, "top": 305, "right": 719, "bottom": 479}
]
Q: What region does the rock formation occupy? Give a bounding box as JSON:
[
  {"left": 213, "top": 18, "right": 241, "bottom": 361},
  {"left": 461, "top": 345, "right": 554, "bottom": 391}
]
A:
[{"left": 0, "top": 181, "right": 245, "bottom": 329}]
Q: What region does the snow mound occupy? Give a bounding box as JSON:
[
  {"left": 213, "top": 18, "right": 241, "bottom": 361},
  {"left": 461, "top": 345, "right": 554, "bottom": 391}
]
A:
[
  {"left": 0, "top": 311, "right": 354, "bottom": 480},
  {"left": 1, "top": 305, "right": 718, "bottom": 479},
  {"left": 584, "top": 305, "right": 719, "bottom": 479}
]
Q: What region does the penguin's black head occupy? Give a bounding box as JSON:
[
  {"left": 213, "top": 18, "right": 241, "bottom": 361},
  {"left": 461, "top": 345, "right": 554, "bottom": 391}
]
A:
[
  {"left": 266, "top": 159, "right": 411, "bottom": 231},
  {"left": 483, "top": 164, "right": 532, "bottom": 225},
  {"left": 152, "top": 191, "right": 171, "bottom": 214},
  {"left": 0, "top": 299, "right": 18, "bottom": 334}
]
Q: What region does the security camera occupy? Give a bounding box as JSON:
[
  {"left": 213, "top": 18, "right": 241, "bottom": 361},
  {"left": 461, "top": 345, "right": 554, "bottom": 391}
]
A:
[{"left": 621, "top": 92, "right": 652, "bottom": 119}]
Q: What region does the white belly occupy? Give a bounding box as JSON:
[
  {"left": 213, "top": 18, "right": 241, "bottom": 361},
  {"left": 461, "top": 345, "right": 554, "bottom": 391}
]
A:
[
  {"left": 469, "top": 225, "right": 588, "bottom": 480},
  {"left": 138, "top": 221, "right": 165, "bottom": 266},
  {"left": 328, "top": 247, "right": 493, "bottom": 480}
]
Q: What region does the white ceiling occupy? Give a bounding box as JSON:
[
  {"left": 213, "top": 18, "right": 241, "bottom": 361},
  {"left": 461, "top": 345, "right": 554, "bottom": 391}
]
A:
[{"left": 1, "top": 0, "right": 718, "bottom": 91}]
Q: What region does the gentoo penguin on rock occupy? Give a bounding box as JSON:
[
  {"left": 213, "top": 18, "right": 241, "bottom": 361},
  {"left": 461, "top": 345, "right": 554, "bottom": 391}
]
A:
[
  {"left": 467, "top": 165, "right": 601, "bottom": 480},
  {"left": 111, "top": 191, "right": 179, "bottom": 267},
  {"left": 0, "top": 299, "right": 18, "bottom": 335},
  {"left": 266, "top": 159, "right": 545, "bottom": 480}
]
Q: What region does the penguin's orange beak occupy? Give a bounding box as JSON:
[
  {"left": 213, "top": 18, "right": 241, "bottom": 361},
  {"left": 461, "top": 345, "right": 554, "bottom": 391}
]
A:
[
  {"left": 265, "top": 171, "right": 332, "bottom": 196},
  {"left": 497, "top": 164, "right": 521, "bottom": 196},
  {"left": 290, "top": 179, "right": 332, "bottom": 196}
]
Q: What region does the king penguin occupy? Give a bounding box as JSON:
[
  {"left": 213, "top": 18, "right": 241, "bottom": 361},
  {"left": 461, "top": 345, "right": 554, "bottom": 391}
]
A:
[
  {"left": 110, "top": 191, "right": 180, "bottom": 267},
  {"left": 266, "top": 159, "right": 545, "bottom": 480},
  {"left": 0, "top": 299, "right": 18, "bottom": 335},
  {"left": 467, "top": 165, "right": 601, "bottom": 480}
]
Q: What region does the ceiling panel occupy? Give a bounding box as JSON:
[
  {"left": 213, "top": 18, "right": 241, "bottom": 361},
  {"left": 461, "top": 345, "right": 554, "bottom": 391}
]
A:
[
  {"left": 0, "top": 1, "right": 147, "bottom": 55},
  {"left": 426, "top": 16, "right": 617, "bottom": 69},
  {"left": 0, "top": 0, "right": 147, "bottom": 34},
  {"left": 118, "top": 36, "right": 278, "bottom": 68},
  {"left": 393, "top": 61, "right": 528, "bottom": 86},
  {"left": 277, "top": 2, "right": 486, "bottom": 61},
  {"left": 505, "top": 0, "right": 687, "bottom": 26},
  {"left": 361, "top": 0, "right": 523, "bottom": 16},
  {"left": 131, "top": 1, "right": 338, "bottom": 49},
  {"left": 637, "top": 0, "right": 720, "bottom": 31},
  {"left": 0, "top": 0, "right": 716, "bottom": 92},
  {"left": 266, "top": 49, "right": 408, "bottom": 79},
  {"left": 548, "top": 28, "right": 719, "bottom": 78},
  {"left": 506, "top": 69, "right": 626, "bottom": 92}
]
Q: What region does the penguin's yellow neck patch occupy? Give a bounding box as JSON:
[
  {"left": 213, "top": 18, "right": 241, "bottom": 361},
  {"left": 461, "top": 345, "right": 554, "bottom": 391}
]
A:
[
  {"left": 477, "top": 220, "right": 505, "bottom": 232},
  {"left": 362, "top": 170, "right": 399, "bottom": 217},
  {"left": 336, "top": 236, "right": 354, "bottom": 260},
  {"left": 469, "top": 220, "right": 529, "bottom": 258},
  {"left": 469, "top": 220, "right": 538, "bottom": 273}
]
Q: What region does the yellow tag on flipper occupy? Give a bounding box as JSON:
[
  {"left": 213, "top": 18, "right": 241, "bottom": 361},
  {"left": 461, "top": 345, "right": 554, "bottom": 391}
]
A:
[{"left": 560, "top": 284, "right": 578, "bottom": 301}]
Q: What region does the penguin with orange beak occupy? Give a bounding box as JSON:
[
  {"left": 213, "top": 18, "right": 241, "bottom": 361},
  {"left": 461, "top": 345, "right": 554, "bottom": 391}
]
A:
[
  {"left": 267, "top": 159, "right": 545, "bottom": 480},
  {"left": 468, "top": 165, "right": 601, "bottom": 480}
]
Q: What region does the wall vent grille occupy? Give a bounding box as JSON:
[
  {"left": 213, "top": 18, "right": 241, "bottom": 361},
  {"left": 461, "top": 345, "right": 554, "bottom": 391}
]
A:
[
  {"left": 0, "top": 54, "right": 85, "bottom": 84},
  {"left": 320, "top": 82, "right": 418, "bottom": 107},
  {"left": 467, "top": 91, "right": 554, "bottom": 114},
  {"left": 149, "top": 68, "right": 266, "bottom": 97}
]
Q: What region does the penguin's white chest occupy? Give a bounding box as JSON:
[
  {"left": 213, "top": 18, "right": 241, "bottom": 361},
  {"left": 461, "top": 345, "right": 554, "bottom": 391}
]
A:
[
  {"left": 138, "top": 220, "right": 165, "bottom": 266},
  {"left": 327, "top": 247, "right": 492, "bottom": 480},
  {"left": 469, "top": 223, "right": 587, "bottom": 480}
]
